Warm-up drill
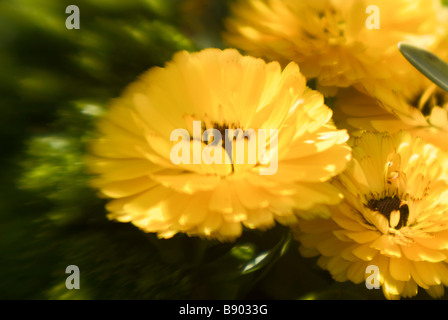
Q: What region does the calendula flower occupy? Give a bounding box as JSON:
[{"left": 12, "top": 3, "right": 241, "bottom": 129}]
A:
[
  {"left": 335, "top": 44, "right": 448, "bottom": 150},
  {"left": 87, "top": 48, "right": 351, "bottom": 241},
  {"left": 293, "top": 131, "right": 448, "bottom": 300},
  {"left": 224, "top": 0, "right": 444, "bottom": 94}
]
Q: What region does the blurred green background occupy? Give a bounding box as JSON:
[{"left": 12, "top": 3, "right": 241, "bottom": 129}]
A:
[{"left": 0, "top": 0, "right": 438, "bottom": 300}]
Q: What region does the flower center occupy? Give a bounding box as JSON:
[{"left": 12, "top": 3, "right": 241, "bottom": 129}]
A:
[
  {"left": 366, "top": 196, "right": 409, "bottom": 229},
  {"left": 411, "top": 84, "right": 448, "bottom": 117},
  {"left": 318, "top": 9, "right": 346, "bottom": 45},
  {"left": 203, "top": 122, "right": 241, "bottom": 146}
]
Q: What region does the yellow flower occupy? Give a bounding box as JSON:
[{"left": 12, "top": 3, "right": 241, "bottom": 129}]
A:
[
  {"left": 293, "top": 131, "right": 448, "bottom": 300},
  {"left": 335, "top": 43, "right": 448, "bottom": 151},
  {"left": 87, "top": 48, "right": 351, "bottom": 241},
  {"left": 224, "top": 0, "right": 444, "bottom": 94}
]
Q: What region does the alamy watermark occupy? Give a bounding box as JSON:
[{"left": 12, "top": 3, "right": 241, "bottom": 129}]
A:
[
  {"left": 64, "top": 5, "right": 379, "bottom": 31},
  {"left": 66, "top": 5, "right": 80, "bottom": 30},
  {"left": 170, "top": 121, "right": 278, "bottom": 176},
  {"left": 366, "top": 5, "right": 380, "bottom": 30},
  {"left": 65, "top": 265, "right": 80, "bottom": 290},
  {"left": 365, "top": 265, "right": 380, "bottom": 290}
]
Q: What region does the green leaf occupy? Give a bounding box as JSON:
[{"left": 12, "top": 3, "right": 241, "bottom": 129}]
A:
[
  {"left": 398, "top": 42, "right": 448, "bottom": 93},
  {"left": 186, "top": 226, "right": 292, "bottom": 299},
  {"left": 241, "top": 232, "right": 291, "bottom": 275}
]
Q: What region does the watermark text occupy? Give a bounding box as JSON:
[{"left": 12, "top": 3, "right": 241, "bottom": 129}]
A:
[{"left": 170, "top": 121, "right": 278, "bottom": 176}]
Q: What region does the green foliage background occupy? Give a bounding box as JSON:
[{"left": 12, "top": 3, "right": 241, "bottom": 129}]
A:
[{"left": 0, "top": 0, "right": 442, "bottom": 300}]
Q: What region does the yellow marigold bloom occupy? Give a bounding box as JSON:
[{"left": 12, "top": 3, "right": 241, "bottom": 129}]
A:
[
  {"left": 224, "top": 0, "right": 444, "bottom": 93},
  {"left": 87, "top": 48, "right": 351, "bottom": 241},
  {"left": 293, "top": 131, "right": 448, "bottom": 300},
  {"left": 335, "top": 44, "right": 448, "bottom": 150}
]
